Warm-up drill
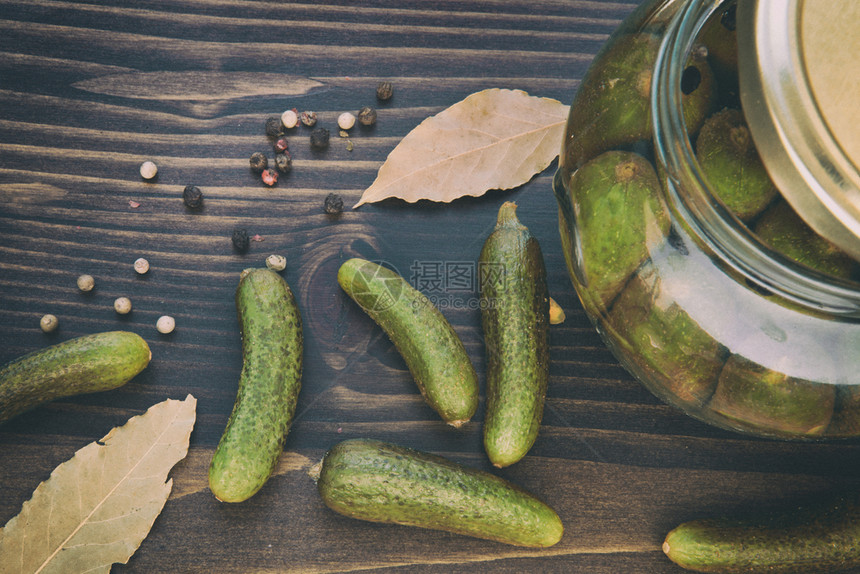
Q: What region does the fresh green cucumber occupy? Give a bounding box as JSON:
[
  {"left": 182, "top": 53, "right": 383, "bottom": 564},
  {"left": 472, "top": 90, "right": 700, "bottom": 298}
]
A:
[
  {"left": 209, "top": 268, "right": 303, "bottom": 503},
  {"left": 337, "top": 258, "right": 479, "bottom": 427},
  {"left": 311, "top": 438, "right": 563, "bottom": 548},
  {"left": 0, "top": 330, "right": 151, "bottom": 424},
  {"left": 663, "top": 493, "right": 860, "bottom": 573},
  {"left": 479, "top": 202, "right": 549, "bottom": 468}
]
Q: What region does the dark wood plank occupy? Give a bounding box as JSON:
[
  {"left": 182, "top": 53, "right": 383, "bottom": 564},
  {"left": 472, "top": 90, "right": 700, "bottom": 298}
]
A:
[{"left": 2, "top": 1, "right": 860, "bottom": 572}]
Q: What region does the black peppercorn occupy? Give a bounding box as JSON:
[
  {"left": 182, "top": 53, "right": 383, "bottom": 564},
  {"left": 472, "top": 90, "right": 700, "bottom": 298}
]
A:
[
  {"left": 182, "top": 185, "right": 204, "bottom": 209},
  {"left": 376, "top": 81, "right": 393, "bottom": 101},
  {"left": 324, "top": 193, "right": 344, "bottom": 215},
  {"left": 358, "top": 106, "right": 377, "bottom": 126},
  {"left": 232, "top": 228, "right": 250, "bottom": 253},
  {"left": 310, "top": 128, "right": 330, "bottom": 151},
  {"left": 265, "top": 116, "right": 284, "bottom": 138},
  {"left": 275, "top": 152, "right": 292, "bottom": 173},
  {"left": 250, "top": 152, "right": 268, "bottom": 173}
]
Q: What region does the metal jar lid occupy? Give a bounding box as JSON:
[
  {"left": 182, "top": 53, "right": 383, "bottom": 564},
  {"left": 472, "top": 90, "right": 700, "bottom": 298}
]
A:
[{"left": 737, "top": 0, "right": 860, "bottom": 261}]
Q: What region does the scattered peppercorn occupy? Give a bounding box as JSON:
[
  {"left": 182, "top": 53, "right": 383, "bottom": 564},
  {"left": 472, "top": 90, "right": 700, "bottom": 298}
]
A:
[
  {"left": 376, "top": 81, "right": 393, "bottom": 101},
  {"left": 265, "top": 116, "right": 284, "bottom": 138},
  {"left": 324, "top": 193, "right": 344, "bottom": 215},
  {"left": 261, "top": 169, "right": 278, "bottom": 186},
  {"left": 300, "top": 111, "right": 318, "bottom": 127},
  {"left": 310, "top": 128, "right": 330, "bottom": 151},
  {"left": 156, "top": 315, "right": 176, "bottom": 334},
  {"left": 249, "top": 152, "right": 268, "bottom": 173},
  {"left": 139, "top": 161, "right": 158, "bottom": 180},
  {"left": 77, "top": 274, "right": 95, "bottom": 292},
  {"left": 232, "top": 228, "right": 250, "bottom": 253},
  {"left": 114, "top": 297, "right": 132, "bottom": 315},
  {"left": 281, "top": 109, "right": 299, "bottom": 129},
  {"left": 134, "top": 257, "right": 150, "bottom": 275},
  {"left": 40, "top": 314, "right": 58, "bottom": 333},
  {"left": 265, "top": 254, "right": 287, "bottom": 272},
  {"left": 358, "top": 106, "right": 377, "bottom": 126},
  {"left": 275, "top": 152, "right": 292, "bottom": 173},
  {"left": 338, "top": 112, "right": 356, "bottom": 130},
  {"left": 183, "top": 184, "right": 204, "bottom": 209},
  {"left": 274, "top": 137, "right": 289, "bottom": 153}
]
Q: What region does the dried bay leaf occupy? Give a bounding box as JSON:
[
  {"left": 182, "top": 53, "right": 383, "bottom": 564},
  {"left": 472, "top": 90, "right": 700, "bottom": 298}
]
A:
[
  {"left": 353, "top": 88, "right": 569, "bottom": 208},
  {"left": 0, "top": 395, "right": 197, "bottom": 574}
]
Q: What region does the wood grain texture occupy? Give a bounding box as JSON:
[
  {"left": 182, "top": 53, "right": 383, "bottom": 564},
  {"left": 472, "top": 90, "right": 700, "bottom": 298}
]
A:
[{"left": 2, "top": 1, "right": 860, "bottom": 572}]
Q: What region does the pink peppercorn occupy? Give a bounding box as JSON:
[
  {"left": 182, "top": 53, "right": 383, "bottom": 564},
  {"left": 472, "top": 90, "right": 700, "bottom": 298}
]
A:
[{"left": 261, "top": 169, "right": 278, "bottom": 186}]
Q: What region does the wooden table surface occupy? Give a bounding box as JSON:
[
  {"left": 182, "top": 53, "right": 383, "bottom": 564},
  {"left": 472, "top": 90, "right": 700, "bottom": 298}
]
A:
[{"left": 2, "top": 1, "right": 860, "bottom": 572}]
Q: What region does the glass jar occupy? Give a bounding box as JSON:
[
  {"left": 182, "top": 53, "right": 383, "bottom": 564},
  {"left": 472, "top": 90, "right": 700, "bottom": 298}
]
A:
[{"left": 554, "top": 0, "right": 860, "bottom": 439}]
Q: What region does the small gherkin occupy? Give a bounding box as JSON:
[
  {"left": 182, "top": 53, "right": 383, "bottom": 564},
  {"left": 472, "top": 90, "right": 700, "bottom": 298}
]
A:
[
  {"left": 567, "top": 150, "right": 671, "bottom": 308},
  {"left": 696, "top": 108, "right": 777, "bottom": 222},
  {"left": 563, "top": 33, "right": 717, "bottom": 170},
  {"left": 479, "top": 202, "right": 549, "bottom": 468},
  {"left": 753, "top": 200, "right": 857, "bottom": 280}
]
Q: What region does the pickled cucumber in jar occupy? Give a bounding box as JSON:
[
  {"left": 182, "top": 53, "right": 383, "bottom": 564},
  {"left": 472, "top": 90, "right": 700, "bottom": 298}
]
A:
[
  {"left": 608, "top": 260, "right": 726, "bottom": 408},
  {"left": 563, "top": 33, "right": 717, "bottom": 170},
  {"left": 567, "top": 150, "right": 671, "bottom": 308},
  {"left": 696, "top": 108, "right": 777, "bottom": 222},
  {"left": 709, "top": 355, "right": 836, "bottom": 437},
  {"left": 754, "top": 200, "right": 857, "bottom": 280}
]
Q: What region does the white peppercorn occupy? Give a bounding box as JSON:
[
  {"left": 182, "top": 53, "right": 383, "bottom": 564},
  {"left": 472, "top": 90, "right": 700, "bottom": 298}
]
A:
[
  {"left": 265, "top": 254, "right": 287, "bottom": 272},
  {"left": 139, "top": 161, "right": 158, "bottom": 180},
  {"left": 281, "top": 109, "right": 299, "bottom": 129},
  {"left": 40, "top": 314, "right": 58, "bottom": 333},
  {"left": 114, "top": 297, "right": 132, "bottom": 315},
  {"left": 338, "top": 112, "right": 356, "bottom": 130},
  {"left": 77, "top": 274, "right": 95, "bottom": 292},
  {"left": 134, "top": 257, "right": 150, "bottom": 275},
  {"left": 156, "top": 315, "right": 176, "bottom": 334}
]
